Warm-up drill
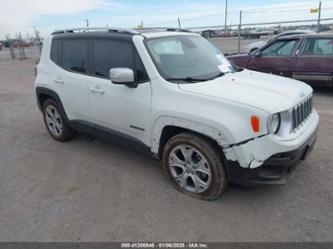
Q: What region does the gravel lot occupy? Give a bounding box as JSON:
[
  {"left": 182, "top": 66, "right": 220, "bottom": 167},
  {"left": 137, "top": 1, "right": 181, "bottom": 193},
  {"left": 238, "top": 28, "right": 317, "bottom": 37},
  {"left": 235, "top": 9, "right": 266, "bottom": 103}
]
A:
[{"left": 0, "top": 53, "right": 333, "bottom": 241}]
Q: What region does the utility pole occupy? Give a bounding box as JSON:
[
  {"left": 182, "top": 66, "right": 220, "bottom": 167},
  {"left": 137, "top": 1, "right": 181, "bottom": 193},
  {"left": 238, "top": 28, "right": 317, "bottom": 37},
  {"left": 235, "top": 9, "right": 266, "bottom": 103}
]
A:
[
  {"left": 237, "top": 10, "right": 242, "bottom": 53},
  {"left": 224, "top": 0, "right": 228, "bottom": 31},
  {"left": 85, "top": 19, "right": 89, "bottom": 30},
  {"left": 178, "top": 18, "right": 181, "bottom": 29},
  {"left": 317, "top": 1, "right": 322, "bottom": 33},
  {"left": 6, "top": 34, "right": 15, "bottom": 59},
  {"left": 33, "top": 26, "right": 42, "bottom": 54},
  {"left": 19, "top": 32, "right": 26, "bottom": 59}
]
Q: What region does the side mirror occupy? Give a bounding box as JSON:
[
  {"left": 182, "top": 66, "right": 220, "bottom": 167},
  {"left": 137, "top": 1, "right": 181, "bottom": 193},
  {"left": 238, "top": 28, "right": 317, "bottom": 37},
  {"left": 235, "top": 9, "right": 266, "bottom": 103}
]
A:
[
  {"left": 249, "top": 47, "right": 258, "bottom": 54},
  {"left": 110, "top": 68, "right": 137, "bottom": 88}
]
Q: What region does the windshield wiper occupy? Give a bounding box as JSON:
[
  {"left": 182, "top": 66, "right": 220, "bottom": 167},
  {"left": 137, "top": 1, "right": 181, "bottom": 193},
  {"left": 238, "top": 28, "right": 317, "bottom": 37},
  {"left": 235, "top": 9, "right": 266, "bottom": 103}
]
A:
[
  {"left": 166, "top": 77, "right": 209, "bottom": 83},
  {"left": 166, "top": 72, "right": 226, "bottom": 83},
  {"left": 207, "top": 72, "right": 225, "bottom": 80}
]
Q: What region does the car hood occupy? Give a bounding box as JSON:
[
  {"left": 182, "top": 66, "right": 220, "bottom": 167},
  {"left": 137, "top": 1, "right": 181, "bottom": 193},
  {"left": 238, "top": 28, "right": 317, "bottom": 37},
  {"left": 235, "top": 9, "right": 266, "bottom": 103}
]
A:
[{"left": 178, "top": 69, "right": 313, "bottom": 114}]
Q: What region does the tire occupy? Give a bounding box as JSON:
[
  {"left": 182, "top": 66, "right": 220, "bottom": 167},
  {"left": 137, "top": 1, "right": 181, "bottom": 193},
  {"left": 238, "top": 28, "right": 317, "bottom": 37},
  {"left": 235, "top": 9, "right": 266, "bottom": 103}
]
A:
[
  {"left": 162, "top": 132, "right": 228, "bottom": 200},
  {"left": 42, "top": 99, "right": 76, "bottom": 142}
]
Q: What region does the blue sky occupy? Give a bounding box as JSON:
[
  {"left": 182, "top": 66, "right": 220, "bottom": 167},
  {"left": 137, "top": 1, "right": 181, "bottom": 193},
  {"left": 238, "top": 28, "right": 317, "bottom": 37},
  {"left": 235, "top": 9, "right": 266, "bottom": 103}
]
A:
[{"left": 0, "top": 0, "right": 332, "bottom": 39}]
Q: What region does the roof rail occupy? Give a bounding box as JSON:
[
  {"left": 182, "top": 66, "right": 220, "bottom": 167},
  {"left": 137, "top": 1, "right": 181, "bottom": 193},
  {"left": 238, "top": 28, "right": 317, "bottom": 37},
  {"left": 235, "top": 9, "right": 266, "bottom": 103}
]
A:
[
  {"left": 51, "top": 27, "right": 193, "bottom": 36},
  {"left": 135, "top": 27, "right": 193, "bottom": 33},
  {"left": 51, "top": 27, "right": 139, "bottom": 35}
]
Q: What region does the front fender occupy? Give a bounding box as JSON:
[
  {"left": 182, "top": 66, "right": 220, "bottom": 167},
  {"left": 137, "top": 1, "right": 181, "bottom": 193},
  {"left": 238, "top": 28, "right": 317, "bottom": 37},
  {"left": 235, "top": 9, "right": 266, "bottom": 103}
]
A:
[{"left": 150, "top": 116, "right": 233, "bottom": 154}]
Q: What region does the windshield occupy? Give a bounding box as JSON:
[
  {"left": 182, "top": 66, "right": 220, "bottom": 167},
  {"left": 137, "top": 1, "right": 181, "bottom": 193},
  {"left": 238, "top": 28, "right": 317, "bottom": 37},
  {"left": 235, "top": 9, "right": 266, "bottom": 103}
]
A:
[{"left": 145, "top": 35, "right": 235, "bottom": 82}]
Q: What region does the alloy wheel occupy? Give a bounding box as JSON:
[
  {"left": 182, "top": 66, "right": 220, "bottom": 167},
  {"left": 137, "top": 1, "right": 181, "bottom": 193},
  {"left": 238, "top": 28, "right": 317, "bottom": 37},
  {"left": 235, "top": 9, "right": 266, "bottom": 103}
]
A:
[{"left": 168, "top": 144, "right": 212, "bottom": 193}]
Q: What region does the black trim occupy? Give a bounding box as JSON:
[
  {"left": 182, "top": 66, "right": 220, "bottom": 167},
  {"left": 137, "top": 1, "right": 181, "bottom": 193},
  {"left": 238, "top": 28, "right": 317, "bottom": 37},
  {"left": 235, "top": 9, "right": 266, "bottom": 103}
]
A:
[
  {"left": 35, "top": 87, "right": 67, "bottom": 118},
  {"left": 69, "top": 120, "right": 152, "bottom": 156},
  {"left": 230, "top": 134, "right": 267, "bottom": 147},
  {"left": 52, "top": 35, "right": 150, "bottom": 84},
  {"left": 224, "top": 128, "right": 318, "bottom": 187},
  {"left": 52, "top": 32, "right": 134, "bottom": 41},
  {"left": 129, "top": 125, "right": 145, "bottom": 131}
]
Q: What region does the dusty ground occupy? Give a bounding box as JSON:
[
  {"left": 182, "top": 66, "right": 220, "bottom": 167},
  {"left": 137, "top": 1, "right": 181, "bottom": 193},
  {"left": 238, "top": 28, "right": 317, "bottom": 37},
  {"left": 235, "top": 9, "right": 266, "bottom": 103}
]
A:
[{"left": 0, "top": 56, "right": 332, "bottom": 242}]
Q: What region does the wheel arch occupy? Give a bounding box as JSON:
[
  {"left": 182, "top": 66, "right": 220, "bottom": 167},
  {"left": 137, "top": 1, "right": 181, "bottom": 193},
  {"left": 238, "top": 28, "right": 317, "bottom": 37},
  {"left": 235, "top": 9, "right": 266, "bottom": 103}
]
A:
[
  {"left": 35, "top": 87, "right": 68, "bottom": 120},
  {"left": 151, "top": 117, "right": 233, "bottom": 158}
]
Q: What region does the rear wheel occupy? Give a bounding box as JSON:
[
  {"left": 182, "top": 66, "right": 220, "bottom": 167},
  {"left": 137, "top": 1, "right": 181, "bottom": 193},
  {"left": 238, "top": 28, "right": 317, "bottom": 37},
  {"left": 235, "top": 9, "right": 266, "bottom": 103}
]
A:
[
  {"left": 162, "top": 132, "right": 228, "bottom": 200},
  {"left": 42, "top": 99, "right": 76, "bottom": 141}
]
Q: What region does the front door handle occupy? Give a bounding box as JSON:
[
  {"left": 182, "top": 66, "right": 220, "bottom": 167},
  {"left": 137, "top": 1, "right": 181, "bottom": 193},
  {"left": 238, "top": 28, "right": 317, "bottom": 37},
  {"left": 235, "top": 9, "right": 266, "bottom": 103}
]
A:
[
  {"left": 53, "top": 78, "right": 64, "bottom": 84},
  {"left": 90, "top": 86, "right": 105, "bottom": 94}
]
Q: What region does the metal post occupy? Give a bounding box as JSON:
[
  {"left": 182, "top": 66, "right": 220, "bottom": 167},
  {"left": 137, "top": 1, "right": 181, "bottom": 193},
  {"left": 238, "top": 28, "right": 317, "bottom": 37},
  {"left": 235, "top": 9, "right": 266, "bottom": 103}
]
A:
[
  {"left": 19, "top": 32, "right": 26, "bottom": 59},
  {"left": 224, "top": 0, "right": 228, "bottom": 31},
  {"left": 317, "top": 1, "right": 322, "bottom": 33},
  {"left": 15, "top": 33, "right": 23, "bottom": 59},
  {"left": 6, "top": 34, "right": 15, "bottom": 59},
  {"left": 237, "top": 10, "right": 242, "bottom": 53},
  {"left": 85, "top": 19, "right": 89, "bottom": 31},
  {"left": 178, "top": 18, "right": 181, "bottom": 29},
  {"left": 33, "top": 27, "right": 42, "bottom": 54}
]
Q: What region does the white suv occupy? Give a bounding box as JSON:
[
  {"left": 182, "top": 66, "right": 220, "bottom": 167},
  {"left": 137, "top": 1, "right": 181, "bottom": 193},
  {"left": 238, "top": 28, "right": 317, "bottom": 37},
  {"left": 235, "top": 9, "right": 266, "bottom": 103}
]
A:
[{"left": 35, "top": 27, "right": 319, "bottom": 200}]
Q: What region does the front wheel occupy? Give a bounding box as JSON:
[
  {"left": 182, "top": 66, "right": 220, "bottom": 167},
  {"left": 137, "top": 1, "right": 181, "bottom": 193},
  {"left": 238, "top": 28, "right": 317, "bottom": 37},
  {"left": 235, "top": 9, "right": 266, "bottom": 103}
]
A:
[{"left": 162, "top": 133, "right": 228, "bottom": 200}]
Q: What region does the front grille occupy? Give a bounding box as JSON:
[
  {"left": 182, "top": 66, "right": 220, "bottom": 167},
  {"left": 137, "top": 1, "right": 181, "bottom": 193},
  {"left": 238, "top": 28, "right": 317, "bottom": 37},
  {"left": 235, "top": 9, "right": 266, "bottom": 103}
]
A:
[{"left": 291, "top": 96, "right": 313, "bottom": 130}]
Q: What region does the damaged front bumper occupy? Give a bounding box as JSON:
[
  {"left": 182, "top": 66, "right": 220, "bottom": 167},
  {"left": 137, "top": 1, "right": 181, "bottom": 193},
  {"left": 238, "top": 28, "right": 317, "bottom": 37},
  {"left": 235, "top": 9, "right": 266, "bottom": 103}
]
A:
[{"left": 223, "top": 111, "right": 319, "bottom": 186}]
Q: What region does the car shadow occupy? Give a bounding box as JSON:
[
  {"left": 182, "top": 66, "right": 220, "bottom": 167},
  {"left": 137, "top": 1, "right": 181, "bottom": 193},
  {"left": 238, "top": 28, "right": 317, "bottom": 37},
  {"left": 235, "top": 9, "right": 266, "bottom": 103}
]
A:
[
  {"left": 312, "top": 86, "right": 333, "bottom": 96},
  {"left": 73, "top": 133, "right": 291, "bottom": 204}
]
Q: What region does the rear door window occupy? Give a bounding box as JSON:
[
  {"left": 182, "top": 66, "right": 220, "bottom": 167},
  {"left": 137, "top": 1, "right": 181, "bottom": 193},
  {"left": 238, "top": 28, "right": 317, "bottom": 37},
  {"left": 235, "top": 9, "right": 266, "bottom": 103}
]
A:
[
  {"left": 301, "top": 38, "right": 333, "bottom": 55},
  {"left": 62, "top": 39, "right": 89, "bottom": 73}
]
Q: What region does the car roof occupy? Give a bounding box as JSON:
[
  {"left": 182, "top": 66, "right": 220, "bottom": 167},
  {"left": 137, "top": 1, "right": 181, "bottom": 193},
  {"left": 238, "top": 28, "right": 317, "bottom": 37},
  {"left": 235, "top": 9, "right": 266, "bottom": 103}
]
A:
[
  {"left": 51, "top": 27, "right": 197, "bottom": 40},
  {"left": 51, "top": 31, "right": 134, "bottom": 41},
  {"left": 276, "top": 33, "right": 333, "bottom": 40}
]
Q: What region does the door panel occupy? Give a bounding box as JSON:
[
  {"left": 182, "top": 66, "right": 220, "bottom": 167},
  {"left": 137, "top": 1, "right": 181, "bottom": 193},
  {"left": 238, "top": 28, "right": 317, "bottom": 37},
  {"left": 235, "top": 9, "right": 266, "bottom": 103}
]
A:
[
  {"left": 50, "top": 38, "right": 93, "bottom": 121},
  {"left": 293, "top": 38, "right": 333, "bottom": 86},
  {"left": 52, "top": 67, "right": 93, "bottom": 121},
  {"left": 88, "top": 38, "right": 151, "bottom": 144},
  {"left": 248, "top": 39, "right": 299, "bottom": 77},
  {"left": 249, "top": 56, "right": 295, "bottom": 77},
  {"left": 88, "top": 78, "right": 151, "bottom": 142}
]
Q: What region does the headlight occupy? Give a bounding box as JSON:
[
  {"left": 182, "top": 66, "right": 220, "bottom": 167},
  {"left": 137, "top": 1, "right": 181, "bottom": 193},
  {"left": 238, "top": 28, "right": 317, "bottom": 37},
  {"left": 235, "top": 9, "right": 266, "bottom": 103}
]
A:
[{"left": 268, "top": 113, "right": 281, "bottom": 134}]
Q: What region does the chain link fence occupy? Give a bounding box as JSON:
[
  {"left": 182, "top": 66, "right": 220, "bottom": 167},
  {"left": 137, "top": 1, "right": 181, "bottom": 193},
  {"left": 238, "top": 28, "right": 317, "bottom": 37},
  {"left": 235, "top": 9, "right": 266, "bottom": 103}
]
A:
[
  {"left": 191, "top": 18, "right": 333, "bottom": 55},
  {"left": 0, "top": 33, "right": 42, "bottom": 61},
  {"left": 1, "top": 2, "right": 333, "bottom": 60}
]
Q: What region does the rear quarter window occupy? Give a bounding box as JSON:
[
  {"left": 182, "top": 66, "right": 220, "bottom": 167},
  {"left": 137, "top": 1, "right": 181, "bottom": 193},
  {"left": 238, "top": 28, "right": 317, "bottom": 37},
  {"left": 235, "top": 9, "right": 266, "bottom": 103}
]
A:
[{"left": 50, "top": 39, "right": 61, "bottom": 65}]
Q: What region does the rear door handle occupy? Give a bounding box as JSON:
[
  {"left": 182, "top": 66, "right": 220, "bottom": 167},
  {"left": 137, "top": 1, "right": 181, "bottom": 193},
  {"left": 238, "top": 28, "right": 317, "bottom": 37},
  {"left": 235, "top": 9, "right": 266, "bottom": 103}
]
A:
[
  {"left": 53, "top": 78, "right": 64, "bottom": 84},
  {"left": 90, "top": 86, "right": 105, "bottom": 94}
]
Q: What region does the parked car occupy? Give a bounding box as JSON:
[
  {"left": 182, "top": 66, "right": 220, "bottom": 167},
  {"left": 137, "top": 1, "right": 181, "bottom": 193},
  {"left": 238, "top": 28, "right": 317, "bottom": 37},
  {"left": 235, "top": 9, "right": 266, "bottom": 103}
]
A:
[
  {"left": 10, "top": 40, "right": 32, "bottom": 48},
  {"left": 228, "top": 34, "right": 333, "bottom": 87},
  {"left": 242, "top": 30, "right": 314, "bottom": 54},
  {"left": 202, "top": 29, "right": 216, "bottom": 39},
  {"left": 35, "top": 27, "right": 318, "bottom": 200}
]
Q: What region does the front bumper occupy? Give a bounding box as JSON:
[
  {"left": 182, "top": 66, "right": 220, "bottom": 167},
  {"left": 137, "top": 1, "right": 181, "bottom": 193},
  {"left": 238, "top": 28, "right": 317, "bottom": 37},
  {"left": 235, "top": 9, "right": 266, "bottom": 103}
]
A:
[{"left": 224, "top": 111, "right": 319, "bottom": 187}]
